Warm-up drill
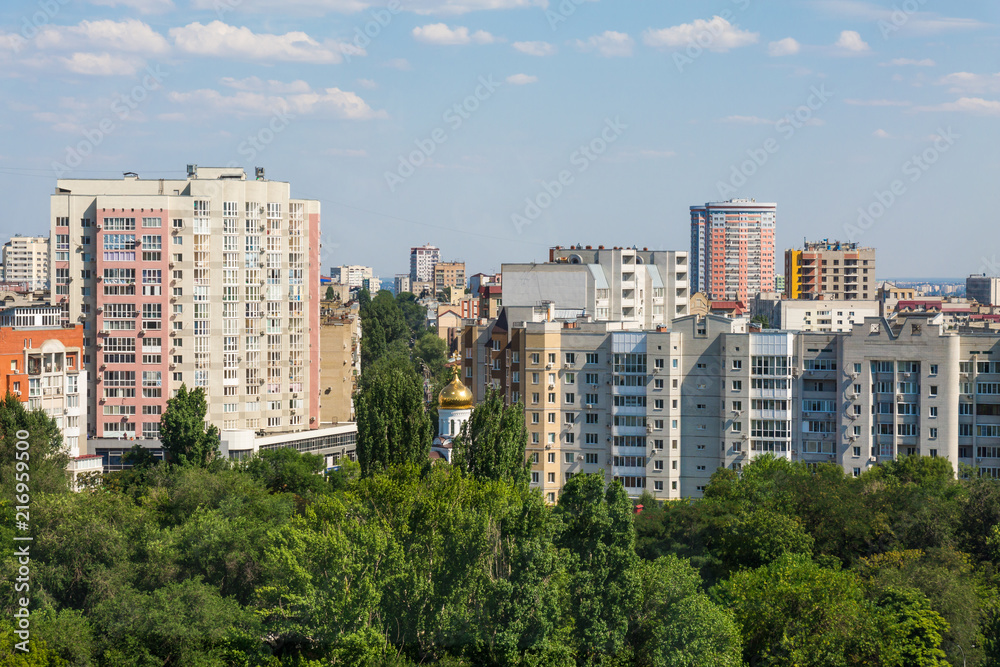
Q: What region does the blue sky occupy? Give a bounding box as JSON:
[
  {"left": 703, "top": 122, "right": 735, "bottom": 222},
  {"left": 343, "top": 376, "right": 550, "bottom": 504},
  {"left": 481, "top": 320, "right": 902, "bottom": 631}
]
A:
[{"left": 0, "top": 0, "right": 997, "bottom": 279}]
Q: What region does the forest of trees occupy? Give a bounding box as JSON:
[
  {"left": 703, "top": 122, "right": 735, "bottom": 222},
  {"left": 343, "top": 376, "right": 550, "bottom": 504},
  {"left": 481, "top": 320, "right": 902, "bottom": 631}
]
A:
[{"left": 1, "top": 290, "right": 999, "bottom": 664}]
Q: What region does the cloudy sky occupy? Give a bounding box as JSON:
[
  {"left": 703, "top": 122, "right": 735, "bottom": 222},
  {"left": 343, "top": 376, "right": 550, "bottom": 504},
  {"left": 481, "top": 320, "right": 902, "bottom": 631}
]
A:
[{"left": 1, "top": 0, "right": 997, "bottom": 279}]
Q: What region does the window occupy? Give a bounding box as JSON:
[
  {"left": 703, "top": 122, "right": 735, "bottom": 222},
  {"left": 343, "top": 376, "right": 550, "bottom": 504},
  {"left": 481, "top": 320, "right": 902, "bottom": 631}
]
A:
[
  {"left": 732, "top": 380, "right": 742, "bottom": 391},
  {"left": 654, "top": 399, "right": 663, "bottom": 410},
  {"left": 929, "top": 406, "right": 938, "bottom": 417},
  {"left": 564, "top": 452, "right": 574, "bottom": 464},
  {"left": 732, "top": 360, "right": 742, "bottom": 370},
  {"left": 586, "top": 353, "right": 598, "bottom": 364},
  {"left": 929, "top": 364, "right": 938, "bottom": 375},
  {"left": 547, "top": 452, "right": 555, "bottom": 463},
  {"left": 654, "top": 379, "right": 664, "bottom": 389},
  {"left": 929, "top": 385, "right": 938, "bottom": 397},
  {"left": 531, "top": 353, "right": 540, "bottom": 365},
  {"left": 548, "top": 353, "right": 556, "bottom": 364},
  {"left": 929, "top": 428, "right": 938, "bottom": 439},
  {"left": 585, "top": 453, "right": 598, "bottom": 464}
]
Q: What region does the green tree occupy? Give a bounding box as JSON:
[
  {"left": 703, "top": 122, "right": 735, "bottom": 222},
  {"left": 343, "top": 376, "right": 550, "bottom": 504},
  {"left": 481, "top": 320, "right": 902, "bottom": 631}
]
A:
[
  {"left": 630, "top": 556, "right": 743, "bottom": 667},
  {"left": 396, "top": 291, "right": 428, "bottom": 338},
  {"left": 360, "top": 290, "right": 410, "bottom": 368},
  {"left": 715, "top": 508, "right": 814, "bottom": 574},
  {"left": 358, "top": 287, "right": 371, "bottom": 309},
  {"left": 354, "top": 357, "right": 431, "bottom": 476},
  {"left": 555, "top": 474, "right": 641, "bottom": 662},
  {"left": 413, "top": 330, "right": 449, "bottom": 381},
  {"left": 325, "top": 285, "right": 336, "bottom": 300},
  {"left": 451, "top": 388, "right": 529, "bottom": 485},
  {"left": 0, "top": 393, "right": 70, "bottom": 497},
  {"left": 158, "top": 384, "right": 220, "bottom": 467},
  {"left": 242, "top": 447, "right": 328, "bottom": 497}
]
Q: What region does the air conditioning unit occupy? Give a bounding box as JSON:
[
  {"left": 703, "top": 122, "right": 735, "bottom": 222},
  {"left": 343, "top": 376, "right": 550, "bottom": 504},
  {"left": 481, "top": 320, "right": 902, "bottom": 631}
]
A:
[
  {"left": 545, "top": 363, "right": 552, "bottom": 370},
  {"left": 576, "top": 454, "right": 584, "bottom": 461},
  {"left": 585, "top": 403, "right": 594, "bottom": 409},
  {"left": 741, "top": 434, "right": 749, "bottom": 440},
  {"left": 869, "top": 456, "right": 877, "bottom": 462},
  {"left": 544, "top": 444, "right": 552, "bottom": 450},
  {"left": 646, "top": 426, "right": 653, "bottom": 433},
  {"left": 896, "top": 394, "right": 904, "bottom": 402},
  {"left": 851, "top": 372, "right": 859, "bottom": 379}
]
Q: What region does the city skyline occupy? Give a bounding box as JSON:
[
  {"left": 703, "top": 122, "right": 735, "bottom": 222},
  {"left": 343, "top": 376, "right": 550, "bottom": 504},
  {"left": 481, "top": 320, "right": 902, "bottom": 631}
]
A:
[{"left": 1, "top": 1, "right": 998, "bottom": 279}]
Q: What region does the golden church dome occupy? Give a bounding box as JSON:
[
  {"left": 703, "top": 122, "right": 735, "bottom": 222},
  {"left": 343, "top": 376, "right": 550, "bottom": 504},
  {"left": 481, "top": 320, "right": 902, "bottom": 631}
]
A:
[{"left": 439, "top": 375, "right": 473, "bottom": 410}]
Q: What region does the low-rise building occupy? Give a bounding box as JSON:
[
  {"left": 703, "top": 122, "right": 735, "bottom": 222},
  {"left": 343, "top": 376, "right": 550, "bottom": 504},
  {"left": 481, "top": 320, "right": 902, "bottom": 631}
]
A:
[{"left": 752, "top": 294, "right": 880, "bottom": 332}]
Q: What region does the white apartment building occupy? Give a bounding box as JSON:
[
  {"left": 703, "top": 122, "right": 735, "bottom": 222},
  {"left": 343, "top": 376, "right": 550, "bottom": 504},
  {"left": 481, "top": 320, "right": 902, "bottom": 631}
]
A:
[
  {"left": 49, "top": 166, "right": 321, "bottom": 444},
  {"left": 2, "top": 235, "right": 50, "bottom": 290},
  {"left": 330, "top": 265, "right": 374, "bottom": 288},
  {"left": 502, "top": 245, "right": 690, "bottom": 329},
  {"left": 751, "top": 294, "right": 880, "bottom": 332},
  {"left": 410, "top": 244, "right": 440, "bottom": 283}
]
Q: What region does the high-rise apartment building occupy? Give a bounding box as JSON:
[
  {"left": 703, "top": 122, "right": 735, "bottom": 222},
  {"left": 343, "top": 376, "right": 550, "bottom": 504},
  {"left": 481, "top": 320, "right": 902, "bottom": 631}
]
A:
[
  {"left": 785, "top": 240, "right": 876, "bottom": 300},
  {"left": 690, "top": 199, "right": 776, "bottom": 302},
  {"left": 502, "top": 245, "right": 689, "bottom": 328},
  {"left": 49, "top": 166, "right": 321, "bottom": 441},
  {"left": 966, "top": 275, "right": 1000, "bottom": 306},
  {"left": 410, "top": 244, "right": 440, "bottom": 282},
  {"left": 2, "top": 235, "right": 50, "bottom": 290},
  {"left": 462, "top": 309, "right": 1000, "bottom": 501}
]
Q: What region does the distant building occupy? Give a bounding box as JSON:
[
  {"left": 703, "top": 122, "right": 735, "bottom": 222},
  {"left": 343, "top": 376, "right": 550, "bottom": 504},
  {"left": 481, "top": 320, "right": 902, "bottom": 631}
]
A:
[
  {"left": 690, "top": 199, "right": 776, "bottom": 302},
  {"left": 319, "top": 301, "right": 360, "bottom": 424},
  {"left": 752, "top": 294, "right": 880, "bottom": 332},
  {"left": 785, "top": 240, "right": 876, "bottom": 300},
  {"left": 2, "top": 235, "right": 50, "bottom": 290},
  {"left": 395, "top": 274, "right": 411, "bottom": 294},
  {"left": 410, "top": 244, "right": 440, "bottom": 282},
  {"left": 967, "top": 275, "right": 1000, "bottom": 306},
  {"left": 502, "top": 245, "right": 689, "bottom": 328},
  {"left": 434, "top": 261, "right": 466, "bottom": 297},
  {"left": 329, "top": 265, "right": 374, "bottom": 288}
]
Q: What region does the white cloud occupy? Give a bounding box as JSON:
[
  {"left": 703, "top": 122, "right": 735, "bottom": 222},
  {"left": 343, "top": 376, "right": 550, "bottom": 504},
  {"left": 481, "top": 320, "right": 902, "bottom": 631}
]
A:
[
  {"left": 721, "top": 115, "right": 773, "bottom": 125},
  {"left": 220, "top": 76, "right": 312, "bottom": 93},
  {"left": 643, "top": 17, "right": 758, "bottom": 52},
  {"left": 574, "top": 31, "right": 634, "bottom": 58},
  {"left": 34, "top": 19, "right": 170, "bottom": 55},
  {"left": 768, "top": 37, "right": 800, "bottom": 57},
  {"left": 357, "top": 78, "right": 378, "bottom": 89},
  {"left": 813, "top": 1, "right": 986, "bottom": 35},
  {"left": 513, "top": 40, "right": 556, "bottom": 56},
  {"left": 844, "top": 98, "right": 912, "bottom": 106},
  {"left": 881, "top": 57, "right": 935, "bottom": 67},
  {"left": 834, "top": 30, "right": 869, "bottom": 53},
  {"left": 87, "top": 0, "right": 175, "bottom": 13},
  {"left": 937, "top": 71, "right": 1000, "bottom": 94},
  {"left": 189, "top": 0, "right": 547, "bottom": 15},
  {"left": 872, "top": 128, "right": 891, "bottom": 138},
  {"left": 60, "top": 52, "right": 145, "bottom": 76},
  {"left": 167, "top": 84, "right": 387, "bottom": 120},
  {"left": 170, "top": 21, "right": 353, "bottom": 63},
  {"left": 506, "top": 73, "right": 537, "bottom": 84},
  {"left": 383, "top": 58, "right": 412, "bottom": 70},
  {"left": 915, "top": 97, "right": 1000, "bottom": 115},
  {"left": 412, "top": 23, "right": 498, "bottom": 45}
]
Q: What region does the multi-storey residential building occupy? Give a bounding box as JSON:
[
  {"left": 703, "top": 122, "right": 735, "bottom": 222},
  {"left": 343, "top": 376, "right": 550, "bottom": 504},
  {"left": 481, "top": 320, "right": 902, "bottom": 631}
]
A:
[
  {"left": 49, "top": 166, "right": 321, "bottom": 443},
  {"left": 410, "top": 244, "right": 440, "bottom": 282},
  {"left": 2, "top": 236, "right": 50, "bottom": 290},
  {"left": 461, "top": 308, "right": 1000, "bottom": 501},
  {"left": 752, "top": 294, "right": 880, "bottom": 332},
  {"left": 690, "top": 199, "right": 776, "bottom": 302},
  {"left": 394, "top": 274, "right": 411, "bottom": 295},
  {"left": 0, "top": 305, "right": 87, "bottom": 457},
  {"left": 319, "top": 301, "right": 360, "bottom": 424},
  {"left": 434, "top": 261, "right": 466, "bottom": 297},
  {"left": 785, "top": 240, "right": 876, "bottom": 300},
  {"left": 502, "top": 245, "right": 689, "bottom": 328},
  {"left": 329, "top": 265, "right": 373, "bottom": 288},
  {"left": 967, "top": 275, "right": 1000, "bottom": 306}
]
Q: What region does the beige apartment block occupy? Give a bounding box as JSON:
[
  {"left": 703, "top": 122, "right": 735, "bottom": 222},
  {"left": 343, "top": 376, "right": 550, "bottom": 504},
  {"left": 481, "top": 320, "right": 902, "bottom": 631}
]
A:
[
  {"left": 319, "top": 301, "right": 360, "bottom": 424},
  {"left": 785, "top": 240, "right": 876, "bottom": 301}
]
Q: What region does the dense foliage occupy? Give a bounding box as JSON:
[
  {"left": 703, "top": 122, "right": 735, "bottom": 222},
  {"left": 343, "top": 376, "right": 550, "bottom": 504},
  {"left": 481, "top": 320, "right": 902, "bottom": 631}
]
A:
[{"left": 3, "top": 385, "right": 1000, "bottom": 664}]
